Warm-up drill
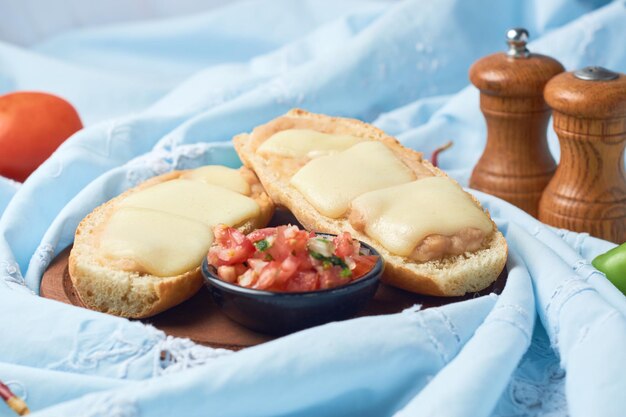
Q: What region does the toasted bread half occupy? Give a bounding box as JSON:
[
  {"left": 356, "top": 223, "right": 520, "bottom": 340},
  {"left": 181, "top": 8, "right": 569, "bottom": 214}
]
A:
[
  {"left": 234, "top": 109, "right": 507, "bottom": 296},
  {"left": 69, "top": 167, "right": 274, "bottom": 318}
]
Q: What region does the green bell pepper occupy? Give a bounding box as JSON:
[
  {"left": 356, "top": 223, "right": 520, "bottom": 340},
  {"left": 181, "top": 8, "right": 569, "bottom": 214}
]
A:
[{"left": 592, "top": 243, "right": 626, "bottom": 295}]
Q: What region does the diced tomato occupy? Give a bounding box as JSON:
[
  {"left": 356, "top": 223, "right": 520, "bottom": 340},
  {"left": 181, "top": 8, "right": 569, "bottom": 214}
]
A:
[
  {"left": 254, "top": 261, "right": 281, "bottom": 290},
  {"left": 276, "top": 255, "right": 300, "bottom": 285},
  {"left": 247, "top": 228, "right": 276, "bottom": 243},
  {"left": 263, "top": 226, "right": 286, "bottom": 261},
  {"left": 319, "top": 267, "right": 347, "bottom": 289},
  {"left": 334, "top": 232, "right": 359, "bottom": 258},
  {"left": 216, "top": 225, "right": 253, "bottom": 251},
  {"left": 253, "top": 255, "right": 301, "bottom": 290},
  {"left": 284, "top": 225, "right": 309, "bottom": 253},
  {"left": 286, "top": 271, "right": 319, "bottom": 292},
  {"left": 235, "top": 263, "right": 247, "bottom": 276},
  {"left": 267, "top": 226, "right": 308, "bottom": 261},
  {"left": 351, "top": 255, "right": 378, "bottom": 279},
  {"left": 208, "top": 225, "right": 377, "bottom": 292},
  {"left": 251, "top": 246, "right": 274, "bottom": 260},
  {"left": 208, "top": 225, "right": 255, "bottom": 266},
  {"left": 294, "top": 248, "right": 313, "bottom": 270}
]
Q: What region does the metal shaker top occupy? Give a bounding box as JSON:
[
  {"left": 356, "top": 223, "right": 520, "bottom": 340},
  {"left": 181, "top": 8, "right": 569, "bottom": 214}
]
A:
[
  {"left": 506, "top": 28, "right": 530, "bottom": 58},
  {"left": 573, "top": 66, "right": 619, "bottom": 81}
]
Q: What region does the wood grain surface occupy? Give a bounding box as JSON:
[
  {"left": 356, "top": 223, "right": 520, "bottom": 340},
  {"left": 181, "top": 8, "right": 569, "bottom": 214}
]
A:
[
  {"left": 41, "top": 246, "right": 508, "bottom": 350},
  {"left": 539, "top": 71, "right": 626, "bottom": 243},
  {"left": 469, "top": 52, "right": 564, "bottom": 217}
]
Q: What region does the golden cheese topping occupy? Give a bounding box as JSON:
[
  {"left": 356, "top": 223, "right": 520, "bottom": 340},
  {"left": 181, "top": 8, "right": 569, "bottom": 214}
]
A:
[
  {"left": 257, "top": 129, "right": 363, "bottom": 158},
  {"left": 290, "top": 141, "right": 416, "bottom": 218},
  {"left": 349, "top": 177, "right": 493, "bottom": 256},
  {"left": 119, "top": 179, "right": 260, "bottom": 227},
  {"left": 100, "top": 207, "right": 213, "bottom": 277},
  {"left": 99, "top": 167, "right": 261, "bottom": 277},
  {"left": 180, "top": 165, "right": 251, "bottom": 195}
]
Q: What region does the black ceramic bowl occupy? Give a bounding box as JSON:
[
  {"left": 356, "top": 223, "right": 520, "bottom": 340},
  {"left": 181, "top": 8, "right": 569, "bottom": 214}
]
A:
[{"left": 201, "top": 234, "right": 383, "bottom": 335}]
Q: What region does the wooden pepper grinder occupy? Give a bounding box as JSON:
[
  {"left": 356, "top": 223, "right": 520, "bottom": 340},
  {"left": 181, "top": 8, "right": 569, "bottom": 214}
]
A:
[
  {"left": 539, "top": 67, "right": 626, "bottom": 243},
  {"left": 469, "top": 28, "right": 564, "bottom": 217}
]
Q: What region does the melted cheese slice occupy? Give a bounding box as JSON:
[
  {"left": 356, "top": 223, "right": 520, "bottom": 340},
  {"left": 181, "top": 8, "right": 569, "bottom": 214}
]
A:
[
  {"left": 258, "top": 129, "right": 363, "bottom": 158},
  {"left": 349, "top": 177, "right": 493, "bottom": 256},
  {"left": 99, "top": 172, "right": 261, "bottom": 276},
  {"left": 290, "top": 141, "right": 415, "bottom": 218},
  {"left": 100, "top": 207, "right": 213, "bottom": 277},
  {"left": 180, "top": 165, "right": 251, "bottom": 195},
  {"left": 119, "top": 179, "right": 260, "bottom": 227}
]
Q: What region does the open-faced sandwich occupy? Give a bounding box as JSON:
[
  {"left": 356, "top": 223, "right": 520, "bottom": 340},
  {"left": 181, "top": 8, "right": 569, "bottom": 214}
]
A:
[
  {"left": 234, "top": 109, "right": 507, "bottom": 296},
  {"left": 68, "top": 109, "right": 507, "bottom": 321},
  {"left": 69, "top": 166, "right": 274, "bottom": 318}
]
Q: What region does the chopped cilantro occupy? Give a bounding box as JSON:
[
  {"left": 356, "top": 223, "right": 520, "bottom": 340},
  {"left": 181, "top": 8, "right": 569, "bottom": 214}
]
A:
[
  {"left": 310, "top": 251, "right": 326, "bottom": 261},
  {"left": 340, "top": 268, "right": 352, "bottom": 278},
  {"left": 254, "top": 239, "right": 269, "bottom": 251},
  {"left": 309, "top": 250, "right": 348, "bottom": 269},
  {"left": 328, "top": 255, "right": 348, "bottom": 269}
]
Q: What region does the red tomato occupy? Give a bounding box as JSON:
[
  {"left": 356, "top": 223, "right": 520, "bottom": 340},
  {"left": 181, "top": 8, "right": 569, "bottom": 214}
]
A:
[
  {"left": 208, "top": 225, "right": 255, "bottom": 266},
  {"left": 247, "top": 228, "right": 276, "bottom": 243},
  {"left": 266, "top": 226, "right": 292, "bottom": 261},
  {"left": 0, "top": 92, "right": 82, "bottom": 182},
  {"left": 254, "top": 255, "right": 301, "bottom": 290},
  {"left": 276, "top": 255, "right": 300, "bottom": 285},
  {"left": 334, "top": 232, "right": 359, "bottom": 258},
  {"left": 294, "top": 248, "right": 313, "bottom": 271},
  {"left": 286, "top": 271, "right": 319, "bottom": 292},
  {"left": 283, "top": 225, "right": 309, "bottom": 252},
  {"left": 249, "top": 226, "right": 309, "bottom": 260},
  {"left": 319, "top": 267, "right": 347, "bottom": 289},
  {"left": 254, "top": 261, "right": 281, "bottom": 290},
  {"left": 352, "top": 255, "right": 378, "bottom": 279}
]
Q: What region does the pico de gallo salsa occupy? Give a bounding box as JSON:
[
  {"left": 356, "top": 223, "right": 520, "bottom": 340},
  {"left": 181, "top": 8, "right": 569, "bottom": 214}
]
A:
[{"left": 207, "top": 224, "right": 378, "bottom": 292}]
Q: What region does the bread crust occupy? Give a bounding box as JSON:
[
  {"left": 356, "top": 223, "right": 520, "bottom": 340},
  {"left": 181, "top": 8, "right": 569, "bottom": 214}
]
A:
[
  {"left": 234, "top": 109, "right": 507, "bottom": 296},
  {"left": 69, "top": 167, "right": 274, "bottom": 318}
]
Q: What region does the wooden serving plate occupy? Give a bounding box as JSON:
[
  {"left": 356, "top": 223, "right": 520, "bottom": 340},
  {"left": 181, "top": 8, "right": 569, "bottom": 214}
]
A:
[{"left": 41, "top": 246, "right": 507, "bottom": 350}]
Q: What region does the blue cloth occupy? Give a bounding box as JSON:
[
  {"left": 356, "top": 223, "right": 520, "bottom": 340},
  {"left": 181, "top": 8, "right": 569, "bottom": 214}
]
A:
[
  {"left": 1, "top": 0, "right": 625, "bottom": 416},
  {"left": 0, "top": 178, "right": 19, "bottom": 215}
]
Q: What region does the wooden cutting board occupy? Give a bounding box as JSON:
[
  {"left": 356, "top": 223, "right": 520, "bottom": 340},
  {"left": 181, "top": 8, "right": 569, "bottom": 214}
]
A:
[{"left": 40, "top": 246, "right": 507, "bottom": 350}]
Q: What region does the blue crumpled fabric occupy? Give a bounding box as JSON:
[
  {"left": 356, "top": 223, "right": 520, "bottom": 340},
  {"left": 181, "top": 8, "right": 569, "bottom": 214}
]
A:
[
  {"left": 1, "top": 0, "right": 625, "bottom": 416},
  {"left": 0, "top": 178, "right": 18, "bottom": 215}
]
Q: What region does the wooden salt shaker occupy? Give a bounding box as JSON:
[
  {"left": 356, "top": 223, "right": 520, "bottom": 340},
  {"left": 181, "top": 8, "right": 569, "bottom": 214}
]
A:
[
  {"left": 539, "top": 67, "right": 626, "bottom": 243},
  {"left": 469, "top": 28, "right": 564, "bottom": 217}
]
